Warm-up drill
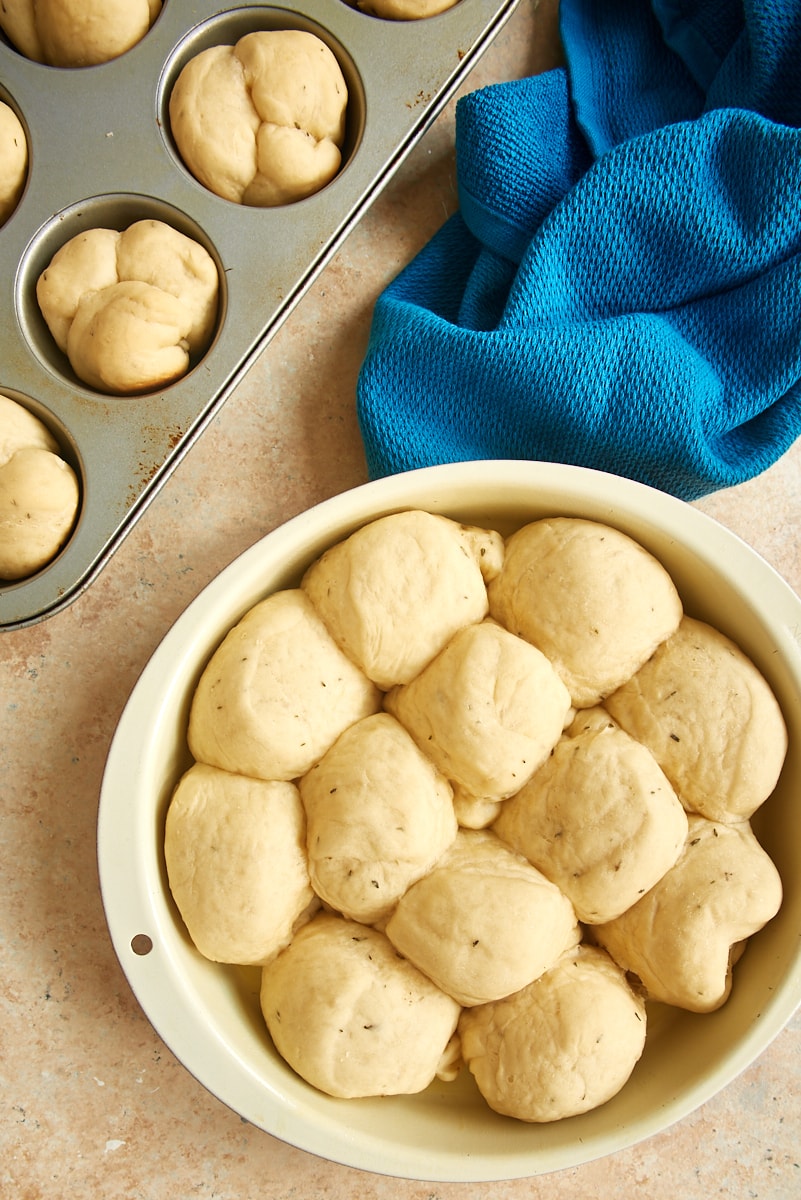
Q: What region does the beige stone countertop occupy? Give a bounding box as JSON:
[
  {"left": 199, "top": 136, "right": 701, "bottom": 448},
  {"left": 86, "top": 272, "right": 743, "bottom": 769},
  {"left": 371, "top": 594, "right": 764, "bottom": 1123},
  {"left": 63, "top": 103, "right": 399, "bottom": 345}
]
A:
[{"left": 3, "top": 2, "right": 800, "bottom": 1196}]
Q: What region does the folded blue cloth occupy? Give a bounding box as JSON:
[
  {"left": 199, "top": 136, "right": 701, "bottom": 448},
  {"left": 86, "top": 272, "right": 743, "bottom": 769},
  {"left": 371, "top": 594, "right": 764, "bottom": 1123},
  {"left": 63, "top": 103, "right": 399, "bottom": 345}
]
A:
[{"left": 356, "top": 0, "right": 801, "bottom": 500}]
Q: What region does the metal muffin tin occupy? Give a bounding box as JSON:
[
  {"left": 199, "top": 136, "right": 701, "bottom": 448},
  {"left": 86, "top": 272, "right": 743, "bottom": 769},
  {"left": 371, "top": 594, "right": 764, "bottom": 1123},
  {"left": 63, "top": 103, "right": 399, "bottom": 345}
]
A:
[{"left": 0, "top": 0, "right": 519, "bottom": 630}]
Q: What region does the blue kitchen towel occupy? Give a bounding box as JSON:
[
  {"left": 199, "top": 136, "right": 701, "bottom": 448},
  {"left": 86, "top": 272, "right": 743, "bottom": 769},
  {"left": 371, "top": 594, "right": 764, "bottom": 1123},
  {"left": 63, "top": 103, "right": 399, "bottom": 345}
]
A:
[{"left": 356, "top": 0, "right": 801, "bottom": 500}]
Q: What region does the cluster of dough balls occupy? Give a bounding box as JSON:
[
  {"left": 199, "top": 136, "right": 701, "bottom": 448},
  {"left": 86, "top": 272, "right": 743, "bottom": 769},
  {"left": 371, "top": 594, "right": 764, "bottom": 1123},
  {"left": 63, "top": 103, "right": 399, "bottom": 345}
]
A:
[
  {"left": 36, "top": 219, "right": 219, "bottom": 394},
  {"left": 0, "top": 0, "right": 162, "bottom": 67},
  {"left": 0, "top": 394, "right": 80, "bottom": 579},
  {"left": 169, "top": 30, "right": 348, "bottom": 207},
  {"left": 165, "top": 510, "right": 786, "bottom": 1121},
  {"left": 0, "top": 101, "right": 27, "bottom": 225}
]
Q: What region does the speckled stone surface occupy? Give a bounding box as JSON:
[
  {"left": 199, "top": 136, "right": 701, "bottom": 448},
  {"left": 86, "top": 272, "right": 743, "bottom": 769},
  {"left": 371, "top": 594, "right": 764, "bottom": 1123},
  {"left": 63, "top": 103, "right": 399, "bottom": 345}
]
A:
[{"left": 3, "top": 3, "right": 800, "bottom": 1197}]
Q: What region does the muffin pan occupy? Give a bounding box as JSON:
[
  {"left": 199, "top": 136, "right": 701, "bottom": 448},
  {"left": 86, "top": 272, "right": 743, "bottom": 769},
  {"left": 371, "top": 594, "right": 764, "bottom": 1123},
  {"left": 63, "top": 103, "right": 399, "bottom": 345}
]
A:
[{"left": 0, "top": 0, "right": 519, "bottom": 629}]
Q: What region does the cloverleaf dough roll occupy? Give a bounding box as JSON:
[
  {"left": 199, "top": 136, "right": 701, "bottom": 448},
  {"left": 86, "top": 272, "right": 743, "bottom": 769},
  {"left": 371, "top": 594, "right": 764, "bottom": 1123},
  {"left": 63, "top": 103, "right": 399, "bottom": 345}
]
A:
[
  {"left": 385, "top": 829, "right": 580, "bottom": 1007},
  {"left": 488, "top": 517, "right": 683, "bottom": 707},
  {"left": 169, "top": 30, "right": 348, "bottom": 207},
  {"left": 0, "top": 101, "right": 27, "bottom": 224},
  {"left": 301, "top": 509, "right": 503, "bottom": 689},
  {"left": 36, "top": 219, "right": 219, "bottom": 394},
  {"left": 605, "top": 615, "right": 788, "bottom": 823},
  {"left": 594, "top": 814, "right": 783, "bottom": 1013},
  {"left": 0, "top": 0, "right": 162, "bottom": 67},
  {"left": 493, "top": 708, "right": 688, "bottom": 923},
  {"left": 0, "top": 394, "right": 80, "bottom": 580},
  {"left": 260, "top": 912, "right": 461, "bottom": 1099},
  {"left": 188, "top": 589, "right": 382, "bottom": 782},
  {"left": 299, "top": 712, "right": 457, "bottom": 924},
  {"left": 384, "top": 620, "right": 572, "bottom": 800},
  {"left": 359, "top": 0, "right": 458, "bottom": 19},
  {"left": 459, "top": 944, "right": 647, "bottom": 1122},
  {"left": 164, "top": 763, "right": 315, "bottom": 965}
]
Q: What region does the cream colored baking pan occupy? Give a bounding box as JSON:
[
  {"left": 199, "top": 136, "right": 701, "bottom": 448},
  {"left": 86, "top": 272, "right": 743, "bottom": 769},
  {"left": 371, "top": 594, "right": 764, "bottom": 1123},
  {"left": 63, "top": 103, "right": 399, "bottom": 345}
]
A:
[{"left": 0, "top": 0, "right": 519, "bottom": 629}]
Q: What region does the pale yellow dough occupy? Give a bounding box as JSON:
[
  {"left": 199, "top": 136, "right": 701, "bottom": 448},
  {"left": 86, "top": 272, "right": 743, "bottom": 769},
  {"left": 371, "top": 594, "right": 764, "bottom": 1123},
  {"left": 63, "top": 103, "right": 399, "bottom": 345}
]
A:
[
  {"left": 0, "top": 101, "right": 27, "bottom": 224},
  {"left": 164, "top": 763, "right": 315, "bottom": 965},
  {"left": 302, "top": 509, "right": 504, "bottom": 688},
  {"left": 359, "top": 0, "right": 458, "bottom": 18},
  {"left": 605, "top": 615, "right": 788, "bottom": 822},
  {"left": 169, "top": 30, "right": 348, "bottom": 206},
  {"left": 0, "top": 0, "right": 162, "bottom": 67},
  {"left": 594, "top": 814, "right": 783, "bottom": 1012},
  {"left": 164, "top": 508, "right": 787, "bottom": 1122},
  {"left": 36, "top": 220, "right": 219, "bottom": 394},
  {"left": 493, "top": 708, "right": 688, "bottom": 923},
  {"left": 451, "top": 786, "right": 502, "bottom": 830},
  {"left": 1, "top": 392, "right": 60, "bottom": 463},
  {"left": 385, "top": 829, "right": 580, "bottom": 1007},
  {"left": 260, "top": 912, "right": 461, "bottom": 1098},
  {"left": 384, "top": 619, "right": 572, "bottom": 800},
  {"left": 0, "top": 394, "right": 79, "bottom": 579},
  {"left": 459, "top": 944, "right": 647, "bottom": 1122},
  {"left": 188, "top": 588, "right": 382, "bottom": 782},
  {"left": 488, "top": 517, "right": 683, "bottom": 707},
  {"left": 299, "top": 712, "right": 457, "bottom": 924}
]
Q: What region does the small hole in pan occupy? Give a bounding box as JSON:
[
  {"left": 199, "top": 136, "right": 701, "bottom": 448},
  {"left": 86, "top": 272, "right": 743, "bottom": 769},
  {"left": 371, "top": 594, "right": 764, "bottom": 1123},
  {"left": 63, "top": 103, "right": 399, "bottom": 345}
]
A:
[
  {"left": 158, "top": 6, "right": 365, "bottom": 207},
  {"left": 15, "top": 193, "right": 226, "bottom": 398},
  {"left": 131, "top": 934, "right": 154, "bottom": 956}
]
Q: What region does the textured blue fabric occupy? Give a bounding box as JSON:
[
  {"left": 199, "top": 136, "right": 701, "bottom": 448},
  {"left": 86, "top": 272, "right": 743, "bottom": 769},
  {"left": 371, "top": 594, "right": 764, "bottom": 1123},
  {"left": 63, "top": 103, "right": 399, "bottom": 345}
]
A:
[{"left": 357, "top": 0, "right": 801, "bottom": 500}]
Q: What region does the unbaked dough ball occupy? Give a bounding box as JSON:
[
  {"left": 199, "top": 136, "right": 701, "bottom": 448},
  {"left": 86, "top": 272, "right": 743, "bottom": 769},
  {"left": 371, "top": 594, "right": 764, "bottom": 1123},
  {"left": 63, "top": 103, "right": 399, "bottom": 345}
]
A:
[
  {"left": 459, "top": 944, "right": 647, "bottom": 1122},
  {"left": 299, "top": 712, "right": 457, "bottom": 924},
  {"left": 302, "top": 509, "right": 504, "bottom": 688},
  {"left": 384, "top": 619, "right": 572, "bottom": 800},
  {"left": 0, "top": 101, "right": 27, "bottom": 224},
  {"left": 605, "top": 616, "right": 788, "bottom": 823},
  {"left": 0, "top": 394, "right": 79, "bottom": 579},
  {"left": 0, "top": 393, "right": 58, "bottom": 463},
  {"left": 36, "top": 219, "right": 219, "bottom": 394},
  {"left": 189, "top": 589, "right": 382, "bottom": 782},
  {"left": 488, "top": 517, "right": 683, "bottom": 707},
  {"left": 164, "top": 763, "right": 315, "bottom": 965},
  {"left": 169, "top": 30, "right": 348, "bottom": 206},
  {"left": 594, "top": 814, "right": 783, "bottom": 1012},
  {"left": 260, "top": 912, "right": 461, "bottom": 1098},
  {"left": 358, "top": 0, "right": 458, "bottom": 18},
  {"left": 0, "top": 0, "right": 162, "bottom": 67},
  {"left": 493, "top": 708, "right": 688, "bottom": 923},
  {"left": 385, "top": 829, "right": 580, "bottom": 1007},
  {"left": 451, "top": 786, "right": 502, "bottom": 830}
]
